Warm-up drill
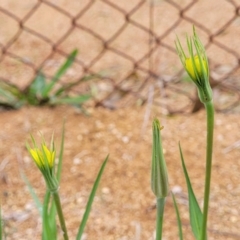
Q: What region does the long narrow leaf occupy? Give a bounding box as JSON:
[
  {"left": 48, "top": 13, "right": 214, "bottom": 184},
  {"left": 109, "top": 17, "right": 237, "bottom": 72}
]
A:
[
  {"left": 0, "top": 81, "right": 23, "bottom": 99},
  {"left": 76, "top": 155, "right": 109, "bottom": 240},
  {"left": 20, "top": 171, "right": 42, "bottom": 214},
  {"left": 56, "top": 121, "right": 65, "bottom": 182},
  {"left": 179, "top": 143, "right": 202, "bottom": 239},
  {"left": 54, "top": 74, "right": 97, "bottom": 97},
  {"left": 0, "top": 87, "right": 20, "bottom": 108},
  {"left": 50, "top": 95, "right": 91, "bottom": 105},
  {"left": 48, "top": 201, "right": 57, "bottom": 240},
  {"left": 28, "top": 73, "right": 46, "bottom": 101},
  {"left": 53, "top": 49, "right": 78, "bottom": 81},
  {"left": 0, "top": 87, "right": 16, "bottom": 102},
  {"left": 42, "top": 191, "right": 57, "bottom": 240},
  {"left": 21, "top": 170, "right": 55, "bottom": 239},
  {"left": 47, "top": 122, "right": 65, "bottom": 239},
  {"left": 172, "top": 192, "right": 183, "bottom": 240},
  {"left": 47, "top": 124, "right": 65, "bottom": 239},
  {"left": 42, "top": 49, "right": 78, "bottom": 97},
  {"left": 42, "top": 191, "right": 51, "bottom": 240},
  {"left": 0, "top": 81, "right": 24, "bottom": 108}
]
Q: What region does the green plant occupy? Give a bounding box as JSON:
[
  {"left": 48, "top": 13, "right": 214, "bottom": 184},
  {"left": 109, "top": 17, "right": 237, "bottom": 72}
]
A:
[
  {"left": 22, "top": 125, "right": 109, "bottom": 240},
  {"left": 176, "top": 26, "right": 214, "bottom": 240},
  {"left": 151, "top": 27, "right": 214, "bottom": 240},
  {"left": 0, "top": 27, "right": 217, "bottom": 240},
  {"left": 0, "top": 50, "right": 94, "bottom": 109}
]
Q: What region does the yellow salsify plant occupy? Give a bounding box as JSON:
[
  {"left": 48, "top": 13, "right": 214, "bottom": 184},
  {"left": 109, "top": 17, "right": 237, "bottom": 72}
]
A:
[
  {"left": 26, "top": 132, "right": 109, "bottom": 240},
  {"left": 27, "top": 136, "right": 69, "bottom": 240},
  {"left": 175, "top": 27, "right": 214, "bottom": 240}
]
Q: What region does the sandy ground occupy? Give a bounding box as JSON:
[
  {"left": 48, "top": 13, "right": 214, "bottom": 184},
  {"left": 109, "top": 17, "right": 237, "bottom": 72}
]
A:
[
  {"left": 1, "top": 0, "right": 240, "bottom": 114},
  {"left": 0, "top": 105, "right": 239, "bottom": 240}
]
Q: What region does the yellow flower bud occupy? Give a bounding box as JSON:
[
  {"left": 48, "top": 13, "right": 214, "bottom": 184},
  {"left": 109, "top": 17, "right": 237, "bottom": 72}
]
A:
[
  {"left": 185, "top": 55, "right": 207, "bottom": 81},
  {"left": 29, "top": 144, "right": 55, "bottom": 169},
  {"left": 175, "top": 26, "right": 212, "bottom": 103},
  {"left": 151, "top": 118, "right": 169, "bottom": 199},
  {"left": 27, "top": 136, "right": 58, "bottom": 192}
]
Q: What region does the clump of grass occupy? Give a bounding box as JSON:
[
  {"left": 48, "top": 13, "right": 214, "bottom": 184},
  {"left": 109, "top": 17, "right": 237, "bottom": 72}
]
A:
[{"left": 0, "top": 50, "right": 95, "bottom": 109}]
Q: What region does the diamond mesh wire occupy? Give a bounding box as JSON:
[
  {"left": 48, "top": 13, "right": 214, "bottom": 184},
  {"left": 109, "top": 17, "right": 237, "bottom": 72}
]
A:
[{"left": 0, "top": 0, "right": 240, "bottom": 113}]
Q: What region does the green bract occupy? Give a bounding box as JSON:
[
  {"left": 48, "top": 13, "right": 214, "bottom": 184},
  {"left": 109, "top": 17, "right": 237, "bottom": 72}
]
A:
[
  {"left": 151, "top": 118, "right": 169, "bottom": 199},
  {"left": 175, "top": 27, "right": 212, "bottom": 103}
]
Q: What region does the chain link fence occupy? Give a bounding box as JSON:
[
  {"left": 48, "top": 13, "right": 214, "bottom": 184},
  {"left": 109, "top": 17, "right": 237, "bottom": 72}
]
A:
[{"left": 0, "top": 0, "right": 240, "bottom": 113}]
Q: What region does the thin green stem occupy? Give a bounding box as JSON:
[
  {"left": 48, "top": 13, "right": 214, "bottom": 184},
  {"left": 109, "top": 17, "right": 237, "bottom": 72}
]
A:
[
  {"left": 156, "top": 198, "right": 166, "bottom": 240},
  {"left": 52, "top": 191, "right": 69, "bottom": 240},
  {"left": 201, "top": 100, "right": 214, "bottom": 240}
]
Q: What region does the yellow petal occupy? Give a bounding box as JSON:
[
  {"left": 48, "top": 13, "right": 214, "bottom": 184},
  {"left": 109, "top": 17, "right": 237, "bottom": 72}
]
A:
[
  {"left": 29, "top": 144, "right": 55, "bottom": 169},
  {"left": 185, "top": 55, "right": 207, "bottom": 81},
  {"left": 42, "top": 144, "right": 55, "bottom": 168},
  {"left": 30, "top": 148, "right": 43, "bottom": 167}
]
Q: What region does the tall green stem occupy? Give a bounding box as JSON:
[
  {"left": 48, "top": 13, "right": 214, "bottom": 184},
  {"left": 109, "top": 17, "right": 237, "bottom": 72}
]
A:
[
  {"left": 201, "top": 100, "right": 214, "bottom": 240},
  {"left": 52, "top": 191, "right": 69, "bottom": 240},
  {"left": 156, "top": 198, "right": 165, "bottom": 240}
]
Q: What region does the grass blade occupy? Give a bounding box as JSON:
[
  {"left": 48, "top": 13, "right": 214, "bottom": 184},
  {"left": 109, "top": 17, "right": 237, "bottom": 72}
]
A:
[
  {"left": 28, "top": 73, "right": 46, "bottom": 103},
  {"left": 42, "top": 191, "right": 57, "bottom": 240},
  {"left": 0, "top": 86, "right": 16, "bottom": 102},
  {"left": 172, "top": 192, "right": 183, "bottom": 240},
  {"left": 54, "top": 74, "right": 97, "bottom": 97},
  {"left": 20, "top": 171, "right": 42, "bottom": 215},
  {"left": 46, "top": 122, "right": 65, "bottom": 240},
  {"left": 0, "top": 81, "right": 22, "bottom": 99},
  {"left": 56, "top": 122, "right": 65, "bottom": 182},
  {"left": 48, "top": 201, "right": 57, "bottom": 240},
  {"left": 21, "top": 172, "right": 56, "bottom": 239},
  {"left": 0, "top": 88, "right": 18, "bottom": 108},
  {"left": 50, "top": 95, "right": 91, "bottom": 105},
  {"left": 179, "top": 143, "right": 202, "bottom": 239},
  {"left": 42, "top": 49, "right": 78, "bottom": 97},
  {"left": 0, "top": 81, "right": 24, "bottom": 108},
  {"left": 76, "top": 155, "right": 109, "bottom": 240}
]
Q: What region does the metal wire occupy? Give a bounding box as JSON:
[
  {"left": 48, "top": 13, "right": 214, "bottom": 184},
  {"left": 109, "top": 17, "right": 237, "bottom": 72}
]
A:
[{"left": 0, "top": 0, "right": 240, "bottom": 113}]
